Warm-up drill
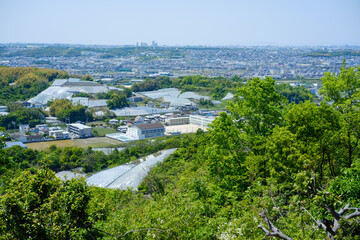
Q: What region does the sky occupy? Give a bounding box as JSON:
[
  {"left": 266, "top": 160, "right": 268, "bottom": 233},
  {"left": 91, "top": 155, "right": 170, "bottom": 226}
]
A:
[{"left": 0, "top": 0, "right": 359, "bottom": 46}]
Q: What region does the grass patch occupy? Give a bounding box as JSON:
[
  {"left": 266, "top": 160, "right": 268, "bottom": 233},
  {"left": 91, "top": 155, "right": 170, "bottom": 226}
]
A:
[
  {"left": 72, "top": 137, "right": 123, "bottom": 148},
  {"left": 92, "top": 127, "right": 117, "bottom": 137}
]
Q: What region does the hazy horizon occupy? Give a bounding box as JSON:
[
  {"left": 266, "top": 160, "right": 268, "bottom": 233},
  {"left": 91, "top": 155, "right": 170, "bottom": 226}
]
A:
[{"left": 1, "top": 0, "right": 359, "bottom": 46}]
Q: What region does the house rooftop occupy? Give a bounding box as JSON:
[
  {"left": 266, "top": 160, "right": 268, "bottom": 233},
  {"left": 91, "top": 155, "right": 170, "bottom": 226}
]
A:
[
  {"left": 5, "top": 141, "right": 28, "bottom": 149},
  {"left": 26, "top": 135, "right": 43, "bottom": 140}
]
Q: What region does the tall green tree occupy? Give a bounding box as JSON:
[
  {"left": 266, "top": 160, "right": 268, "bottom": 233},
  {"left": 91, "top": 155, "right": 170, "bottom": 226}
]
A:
[
  {"left": 206, "top": 112, "right": 249, "bottom": 191},
  {"left": 227, "top": 77, "right": 287, "bottom": 182},
  {"left": 49, "top": 99, "right": 92, "bottom": 122},
  {"left": 228, "top": 77, "right": 286, "bottom": 138},
  {"left": 106, "top": 94, "right": 129, "bottom": 109},
  {"left": 321, "top": 61, "right": 360, "bottom": 167},
  {"left": 267, "top": 102, "right": 342, "bottom": 193}
]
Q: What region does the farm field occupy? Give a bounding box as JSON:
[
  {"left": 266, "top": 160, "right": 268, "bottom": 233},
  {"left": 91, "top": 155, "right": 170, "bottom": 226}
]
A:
[
  {"left": 72, "top": 137, "right": 122, "bottom": 148},
  {"left": 26, "top": 137, "right": 123, "bottom": 151}
]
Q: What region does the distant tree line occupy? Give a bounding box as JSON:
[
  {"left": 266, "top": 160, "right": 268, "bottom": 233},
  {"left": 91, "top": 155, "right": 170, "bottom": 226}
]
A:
[
  {"left": 132, "top": 75, "right": 314, "bottom": 102},
  {"left": 4, "top": 46, "right": 82, "bottom": 57}
]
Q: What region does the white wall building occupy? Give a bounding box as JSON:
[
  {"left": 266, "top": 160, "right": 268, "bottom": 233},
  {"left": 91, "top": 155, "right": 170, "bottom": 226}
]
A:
[
  {"left": 165, "top": 117, "right": 190, "bottom": 126},
  {"left": 49, "top": 130, "right": 63, "bottom": 140},
  {"left": 0, "top": 106, "right": 7, "bottom": 112},
  {"left": 67, "top": 123, "right": 92, "bottom": 138},
  {"left": 109, "top": 119, "right": 120, "bottom": 126},
  {"left": 189, "top": 115, "right": 216, "bottom": 128},
  {"left": 127, "top": 123, "right": 165, "bottom": 140},
  {"left": 19, "top": 124, "right": 30, "bottom": 133}
]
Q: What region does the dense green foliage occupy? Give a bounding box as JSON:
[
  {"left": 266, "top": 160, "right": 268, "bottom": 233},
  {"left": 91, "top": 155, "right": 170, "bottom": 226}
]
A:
[
  {"left": 106, "top": 94, "right": 129, "bottom": 109},
  {"left": 0, "top": 102, "right": 47, "bottom": 128},
  {"left": 0, "top": 168, "right": 96, "bottom": 239},
  {"left": 2, "top": 46, "right": 187, "bottom": 60},
  {"left": 0, "top": 66, "right": 70, "bottom": 102},
  {"left": 5, "top": 46, "right": 82, "bottom": 57},
  {"left": 96, "top": 89, "right": 132, "bottom": 99},
  {"left": 1, "top": 64, "right": 359, "bottom": 239},
  {"left": 132, "top": 75, "right": 316, "bottom": 102},
  {"left": 49, "top": 99, "right": 93, "bottom": 123},
  {"left": 305, "top": 50, "right": 360, "bottom": 57},
  {"left": 199, "top": 98, "right": 214, "bottom": 107},
  {"left": 275, "top": 83, "right": 314, "bottom": 103}
]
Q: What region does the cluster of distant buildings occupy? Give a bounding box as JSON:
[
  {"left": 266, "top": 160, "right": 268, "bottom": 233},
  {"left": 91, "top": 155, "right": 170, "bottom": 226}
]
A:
[
  {"left": 3, "top": 104, "right": 221, "bottom": 147},
  {"left": 106, "top": 110, "right": 220, "bottom": 142},
  {"left": 6, "top": 122, "right": 92, "bottom": 145},
  {"left": 2, "top": 44, "right": 359, "bottom": 80}
]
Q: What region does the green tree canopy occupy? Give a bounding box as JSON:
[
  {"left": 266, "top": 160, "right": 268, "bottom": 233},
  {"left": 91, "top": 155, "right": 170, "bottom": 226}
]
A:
[
  {"left": 106, "top": 94, "right": 129, "bottom": 109},
  {"left": 0, "top": 168, "right": 94, "bottom": 239}
]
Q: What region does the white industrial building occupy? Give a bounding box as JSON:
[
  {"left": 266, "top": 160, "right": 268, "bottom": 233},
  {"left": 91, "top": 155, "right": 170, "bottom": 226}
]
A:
[{"left": 67, "top": 123, "right": 92, "bottom": 138}]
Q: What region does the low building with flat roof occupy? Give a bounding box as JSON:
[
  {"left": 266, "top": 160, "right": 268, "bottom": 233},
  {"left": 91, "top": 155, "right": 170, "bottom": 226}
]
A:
[{"left": 67, "top": 123, "right": 92, "bottom": 138}]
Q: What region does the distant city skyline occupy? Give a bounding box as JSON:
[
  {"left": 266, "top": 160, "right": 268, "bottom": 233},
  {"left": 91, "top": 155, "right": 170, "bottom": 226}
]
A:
[{"left": 1, "top": 0, "right": 359, "bottom": 46}]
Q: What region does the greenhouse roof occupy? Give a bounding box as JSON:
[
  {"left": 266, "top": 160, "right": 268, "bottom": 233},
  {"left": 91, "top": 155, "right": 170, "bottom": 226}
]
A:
[
  {"left": 86, "top": 149, "right": 176, "bottom": 190},
  {"left": 111, "top": 106, "right": 176, "bottom": 116}
]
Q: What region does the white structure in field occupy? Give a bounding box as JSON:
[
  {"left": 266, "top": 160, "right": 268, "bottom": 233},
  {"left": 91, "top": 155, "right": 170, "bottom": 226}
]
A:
[
  {"left": 127, "top": 123, "right": 165, "bottom": 140},
  {"left": 189, "top": 115, "right": 216, "bottom": 128},
  {"left": 67, "top": 123, "right": 92, "bottom": 138}
]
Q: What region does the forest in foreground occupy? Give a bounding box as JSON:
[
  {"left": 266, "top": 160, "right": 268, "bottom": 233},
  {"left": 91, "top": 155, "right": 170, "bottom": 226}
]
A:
[{"left": 1, "top": 62, "right": 360, "bottom": 239}]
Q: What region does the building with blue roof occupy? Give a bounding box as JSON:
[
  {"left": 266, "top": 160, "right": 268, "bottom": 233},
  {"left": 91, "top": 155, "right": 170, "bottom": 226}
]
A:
[{"left": 5, "top": 141, "right": 28, "bottom": 149}]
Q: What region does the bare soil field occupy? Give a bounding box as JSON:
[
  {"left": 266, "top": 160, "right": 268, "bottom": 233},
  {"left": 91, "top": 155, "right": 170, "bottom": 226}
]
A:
[
  {"left": 165, "top": 124, "right": 208, "bottom": 135},
  {"left": 26, "top": 140, "right": 76, "bottom": 151},
  {"left": 26, "top": 137, "right": 123, "bottom": 151}
]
